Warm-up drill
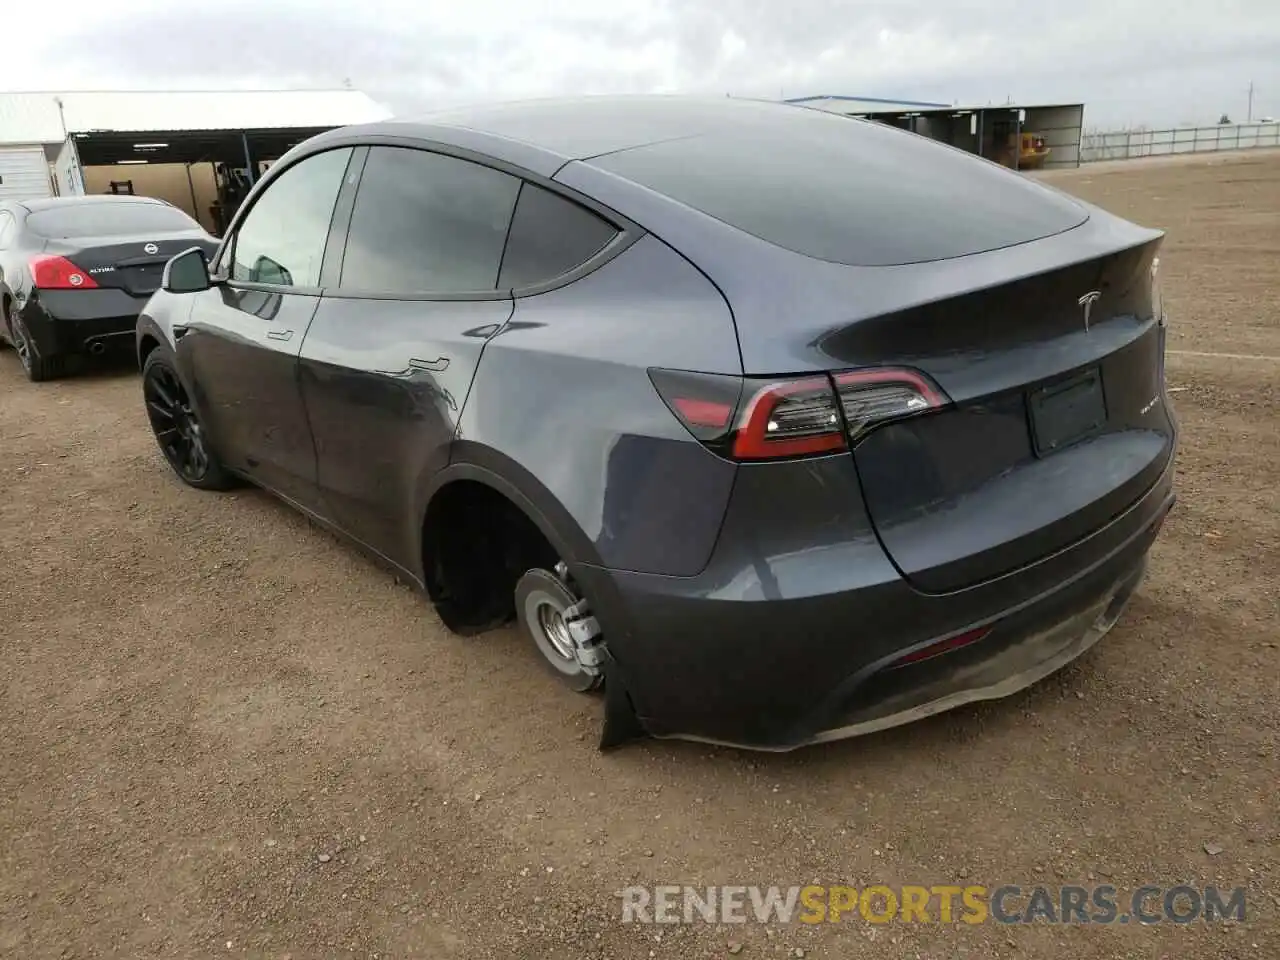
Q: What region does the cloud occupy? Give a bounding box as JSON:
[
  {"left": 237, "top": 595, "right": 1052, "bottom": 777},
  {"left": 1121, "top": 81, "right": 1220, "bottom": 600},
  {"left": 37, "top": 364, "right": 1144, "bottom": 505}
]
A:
[{"left": 3, "top": 0, "right": 1278, "bottom": 128}]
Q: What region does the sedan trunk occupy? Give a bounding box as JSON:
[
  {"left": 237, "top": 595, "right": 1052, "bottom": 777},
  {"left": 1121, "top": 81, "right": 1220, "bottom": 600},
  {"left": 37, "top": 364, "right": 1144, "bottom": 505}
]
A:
[{"left": 47, "top": 234, "right": 216, "bottom": 297}]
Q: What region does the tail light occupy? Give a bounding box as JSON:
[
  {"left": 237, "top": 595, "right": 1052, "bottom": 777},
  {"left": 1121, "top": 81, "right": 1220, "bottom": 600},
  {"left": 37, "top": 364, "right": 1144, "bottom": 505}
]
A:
[
  {"left": 30, "top": 255, "right": 98, "bottom": 290},
  {"left": 733, "top": 375, "right": 846, "bottom": 459},
  {"left": 834, "top": 369, "right": 946, "bottom": 444},
  {"left": 650, "top": 366, "right": 948, "bottom": 462}
]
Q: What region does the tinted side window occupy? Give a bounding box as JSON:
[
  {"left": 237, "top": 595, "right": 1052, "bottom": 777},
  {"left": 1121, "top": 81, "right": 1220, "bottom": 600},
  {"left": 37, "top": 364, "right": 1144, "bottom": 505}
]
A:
[
  {"left": 231, "top": 147, "right": 353, "bottom": 288},
  {"left": 339, "top": 147, "right": 520, "bottom": 294},
  {"left": 498, "top": 184, "right": 619, "bottom": 289}
]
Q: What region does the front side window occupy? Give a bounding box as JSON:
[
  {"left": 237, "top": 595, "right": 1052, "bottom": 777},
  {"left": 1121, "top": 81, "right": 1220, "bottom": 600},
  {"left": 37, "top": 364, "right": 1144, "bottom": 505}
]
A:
[
  {"left": 339, "top": 146, "right": 520, "bottom": 294},
  {"left": 230, "top": 147, "right": 353, "bottom": 288}
]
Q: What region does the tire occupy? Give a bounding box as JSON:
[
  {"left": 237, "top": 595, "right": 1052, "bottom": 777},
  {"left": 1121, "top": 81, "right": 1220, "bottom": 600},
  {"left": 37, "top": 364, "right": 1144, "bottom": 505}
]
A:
[
  {"left": 141, "top": 350, "right": 235, "bottom": 491},
  {"left": 8, "top": 307, "right": 64, "bottom": 382},
  {"left": 515, "top": 567, "right": 604, "bottom": 693}
]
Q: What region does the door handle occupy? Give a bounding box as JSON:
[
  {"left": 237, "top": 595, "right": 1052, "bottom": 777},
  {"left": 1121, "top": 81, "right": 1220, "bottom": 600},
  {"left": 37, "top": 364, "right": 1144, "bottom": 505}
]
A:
[{"left": 266, "top": 329, "right": 294, "bottom": 342}]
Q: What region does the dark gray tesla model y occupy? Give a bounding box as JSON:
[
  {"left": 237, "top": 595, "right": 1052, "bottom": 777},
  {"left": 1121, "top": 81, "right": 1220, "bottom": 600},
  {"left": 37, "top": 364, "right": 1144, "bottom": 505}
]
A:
[{"left": 136, "top": 96, "right": 1177, "bottom": 751}]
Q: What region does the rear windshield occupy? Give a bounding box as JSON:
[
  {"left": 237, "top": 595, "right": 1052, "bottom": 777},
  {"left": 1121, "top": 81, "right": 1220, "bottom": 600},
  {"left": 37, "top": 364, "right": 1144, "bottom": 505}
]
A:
[
  {"left": 590, "top": 113, "right": 1089, "bottom": 266},
  {"left": 26, "top": 203, "right": 200, "bottom": 239}
]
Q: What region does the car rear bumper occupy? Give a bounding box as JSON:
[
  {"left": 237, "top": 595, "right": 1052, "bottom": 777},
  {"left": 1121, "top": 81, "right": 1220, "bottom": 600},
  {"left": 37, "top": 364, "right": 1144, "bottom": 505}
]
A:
[
  {"left": 18, "top": 289, "right": 150, "bottom": 357},
  {"left": 574, "top": 450, "right": 1176, "bottom": 752},
  {"left": 800, "top": 550, "right": 1151, "bottom": 748}
]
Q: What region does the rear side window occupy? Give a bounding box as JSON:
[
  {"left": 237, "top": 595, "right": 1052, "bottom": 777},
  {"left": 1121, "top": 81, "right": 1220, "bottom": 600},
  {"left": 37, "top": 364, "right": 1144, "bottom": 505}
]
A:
[
  {"left": 26, "top": 203, "right": 200, "bottom": 239},
  {"left": 589, "top": 111, "right": 1088, "bottom": 266},
  {"left": 339, "top": 146, "right": 520, "bottom": 294},
  {"left": 498, "top": 184, "right": 618, "bottom": 289}
]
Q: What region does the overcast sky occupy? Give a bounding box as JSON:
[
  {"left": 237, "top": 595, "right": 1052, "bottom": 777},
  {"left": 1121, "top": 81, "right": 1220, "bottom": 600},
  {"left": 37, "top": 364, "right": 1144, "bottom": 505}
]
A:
[{"left": 4, "top": 0, "right": 1277, "bottom": 129}]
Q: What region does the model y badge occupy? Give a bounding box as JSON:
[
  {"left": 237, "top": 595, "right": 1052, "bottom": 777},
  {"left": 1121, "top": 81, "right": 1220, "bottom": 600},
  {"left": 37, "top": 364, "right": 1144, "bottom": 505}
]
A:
[{"left": 1078, "top": 290, "right": 1102, "bottom": 332}]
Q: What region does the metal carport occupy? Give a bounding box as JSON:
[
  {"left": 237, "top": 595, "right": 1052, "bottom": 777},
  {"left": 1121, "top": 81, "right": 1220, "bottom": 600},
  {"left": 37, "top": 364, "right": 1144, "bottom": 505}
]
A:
[
  {"left": 786, "top": 96, "right": 1086, "bottom": 169},
  {"left": 45, "top": 90, "right": 391, "bottom": 233}
]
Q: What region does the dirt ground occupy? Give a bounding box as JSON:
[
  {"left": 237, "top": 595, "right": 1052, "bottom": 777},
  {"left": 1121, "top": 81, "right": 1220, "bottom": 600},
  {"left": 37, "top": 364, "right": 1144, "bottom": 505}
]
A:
[{"left": 2, "top": 149, "right": 1277, "bottom": 960}]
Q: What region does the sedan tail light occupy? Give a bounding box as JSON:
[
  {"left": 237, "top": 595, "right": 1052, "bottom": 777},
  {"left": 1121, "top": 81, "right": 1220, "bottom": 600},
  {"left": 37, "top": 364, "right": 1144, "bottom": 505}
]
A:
[
  {"left": 30, "top": 255, "right": 98, "bottom": 290},
  {"left": 650, "top": 366, "right": 948, "bottom": 461}
]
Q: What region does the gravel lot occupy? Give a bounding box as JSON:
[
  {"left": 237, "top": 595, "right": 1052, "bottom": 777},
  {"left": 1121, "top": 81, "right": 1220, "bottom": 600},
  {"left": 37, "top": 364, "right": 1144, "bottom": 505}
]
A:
[{"left": 2, "top": 149, "right": 1277, "bottom": 959}]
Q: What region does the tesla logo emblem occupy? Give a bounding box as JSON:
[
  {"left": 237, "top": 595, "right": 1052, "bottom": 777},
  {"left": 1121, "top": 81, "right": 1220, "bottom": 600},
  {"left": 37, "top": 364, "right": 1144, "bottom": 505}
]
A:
[
  {"left": 144, "top": 243, "right": 159, "bottom": 255},
  {"left": 1077, "top": 290, "right": 1102, "bottom": 331}
]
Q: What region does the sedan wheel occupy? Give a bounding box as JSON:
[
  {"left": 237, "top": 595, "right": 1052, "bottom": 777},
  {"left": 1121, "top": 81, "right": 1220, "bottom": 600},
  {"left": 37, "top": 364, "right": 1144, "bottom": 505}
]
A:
[
  {"left": 7, "top": 308, "right": 63, "bottom": 382},
  {"left": 142, "top": 352, "right": 233, "bottom": 490}
]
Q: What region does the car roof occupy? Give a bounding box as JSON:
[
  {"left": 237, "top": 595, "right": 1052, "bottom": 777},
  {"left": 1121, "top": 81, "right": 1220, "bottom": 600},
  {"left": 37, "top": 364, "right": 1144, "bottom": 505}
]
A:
[
  {"left": 16, "top": 194, "right": 168, "bottom": 213},
  {"left": 308, "top": 95, "right": 823, "bottom": 178}
]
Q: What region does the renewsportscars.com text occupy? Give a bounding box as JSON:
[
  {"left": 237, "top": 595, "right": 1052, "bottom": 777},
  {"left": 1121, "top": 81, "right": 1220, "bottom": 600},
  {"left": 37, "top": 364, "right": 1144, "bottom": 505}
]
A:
[{"left": 619, "top": 884, "right": 1247, "bottom": 925}]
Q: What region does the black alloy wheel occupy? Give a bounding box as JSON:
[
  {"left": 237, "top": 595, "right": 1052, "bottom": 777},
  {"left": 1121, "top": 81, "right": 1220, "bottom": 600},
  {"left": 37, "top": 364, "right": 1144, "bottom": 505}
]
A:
[
  {"left": 7, "top": 306, "right": 64, "bottom": 382},
  {"left": 142, "top": 352, "right": 233, "bottom": 490}
]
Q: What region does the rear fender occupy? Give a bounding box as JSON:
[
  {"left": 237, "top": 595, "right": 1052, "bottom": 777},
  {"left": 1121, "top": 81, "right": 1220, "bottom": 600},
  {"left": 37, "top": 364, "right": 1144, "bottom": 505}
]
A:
[
  {"left": 420, "top": 445, "right": 651, "bottom": 748},
  {"left": 417, "top": 442, "right": 607, "bottom": 579}
]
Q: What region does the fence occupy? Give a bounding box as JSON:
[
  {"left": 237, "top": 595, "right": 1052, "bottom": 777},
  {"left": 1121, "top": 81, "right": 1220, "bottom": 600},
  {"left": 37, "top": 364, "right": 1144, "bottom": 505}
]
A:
[{"left": 1081, "top": 123, "right": 1280, "bottom": 163}]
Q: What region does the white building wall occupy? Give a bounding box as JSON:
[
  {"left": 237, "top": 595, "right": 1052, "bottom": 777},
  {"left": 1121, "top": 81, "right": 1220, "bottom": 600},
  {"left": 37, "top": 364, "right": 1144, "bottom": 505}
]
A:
[
  {"left": 0, "top": 145, "right": 53, "bottom": 201},
  {"left": 53, "top": 137, "right": 86, "bottom": 197}
]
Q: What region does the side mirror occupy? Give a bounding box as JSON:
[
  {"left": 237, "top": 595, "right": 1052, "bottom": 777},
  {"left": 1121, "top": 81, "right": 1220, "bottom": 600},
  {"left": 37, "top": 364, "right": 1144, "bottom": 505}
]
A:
[
  {"left": 162, "top": 246, "right": 213, "bottom": 294},
  {"left": 250, "top": 254, "right": 293, "bottom": 287}
]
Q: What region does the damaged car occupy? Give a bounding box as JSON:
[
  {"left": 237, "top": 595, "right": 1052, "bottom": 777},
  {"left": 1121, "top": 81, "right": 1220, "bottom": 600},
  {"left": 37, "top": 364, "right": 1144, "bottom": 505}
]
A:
[{"left": 135, "top": 96, "right": 1177, "bottom": 750}]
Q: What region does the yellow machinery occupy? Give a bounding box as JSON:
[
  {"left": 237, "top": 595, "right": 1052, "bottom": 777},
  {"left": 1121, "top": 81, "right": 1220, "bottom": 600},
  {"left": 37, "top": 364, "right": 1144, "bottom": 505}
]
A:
[{"left": 995, "top": 130, "right": 1051, "bottom": 169}]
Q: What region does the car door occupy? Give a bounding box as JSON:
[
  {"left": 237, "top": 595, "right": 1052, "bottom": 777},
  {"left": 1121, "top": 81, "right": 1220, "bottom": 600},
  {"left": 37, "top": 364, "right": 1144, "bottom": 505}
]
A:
[
  {"left": 178, "top": 146, "right": 356, "bottom": 511},
  {"left": 296, "top": 145, "right": 521, "bottom": 571}
]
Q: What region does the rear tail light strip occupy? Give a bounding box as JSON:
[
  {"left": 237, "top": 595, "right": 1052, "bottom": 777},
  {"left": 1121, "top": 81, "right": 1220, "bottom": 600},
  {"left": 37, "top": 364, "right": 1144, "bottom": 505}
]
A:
[
  {"left": 30, "top": 255, "right": 98, "bottom": 290},
  {"left": 733, "top": 375, "right": 846, "bottom": 459},
  {"left": 650, "top": 365, "right": 949, "bottom": 462}
]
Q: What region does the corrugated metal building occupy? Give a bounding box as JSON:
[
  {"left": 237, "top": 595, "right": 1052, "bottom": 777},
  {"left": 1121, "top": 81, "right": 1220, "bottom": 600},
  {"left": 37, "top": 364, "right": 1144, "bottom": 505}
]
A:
[
  {"left": 0, "top": 89, "right": 391, "bottom": 227},
  {"left": 786, "top": 95, "right": 1087, "bottom": 169}
]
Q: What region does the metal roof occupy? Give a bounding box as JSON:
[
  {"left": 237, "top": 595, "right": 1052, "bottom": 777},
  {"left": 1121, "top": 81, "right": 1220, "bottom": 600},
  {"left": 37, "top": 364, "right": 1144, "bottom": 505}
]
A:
[
  {"left": 788, "top": 95, "right": 1085, "bottom": 116},
  {"left": 786, "top": 94, "right": 951, "bottom": 111},
  {"left": 0, "top": 89, "right": 392, "bottom": 144}
]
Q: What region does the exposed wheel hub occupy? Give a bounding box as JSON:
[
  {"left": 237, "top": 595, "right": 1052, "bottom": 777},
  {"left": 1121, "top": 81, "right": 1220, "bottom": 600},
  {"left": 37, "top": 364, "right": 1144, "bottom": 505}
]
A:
[
  {"left": 536, "top": 601, "right": 577, "bottom": 662},
  {"left": 518, "top": 563, "right": 606, "bottom": 689}
]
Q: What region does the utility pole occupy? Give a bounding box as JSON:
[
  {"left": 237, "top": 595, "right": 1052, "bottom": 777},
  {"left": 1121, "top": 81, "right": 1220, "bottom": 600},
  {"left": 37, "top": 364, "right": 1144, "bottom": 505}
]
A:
[{"left": 1248, "top": 81, "right": 1254, "bottom": 122}]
